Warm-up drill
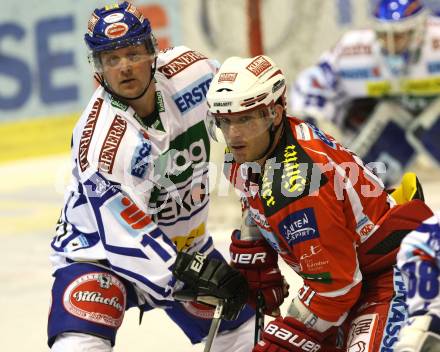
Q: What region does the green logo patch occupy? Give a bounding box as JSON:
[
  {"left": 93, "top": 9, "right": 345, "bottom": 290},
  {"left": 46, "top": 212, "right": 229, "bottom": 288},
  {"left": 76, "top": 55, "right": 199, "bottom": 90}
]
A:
[
  {"left": 110, "top": 96, "right": 129, "bottom": 111},
  {"left": 156, "top": 91, "right": 165, "bottom": 113}
]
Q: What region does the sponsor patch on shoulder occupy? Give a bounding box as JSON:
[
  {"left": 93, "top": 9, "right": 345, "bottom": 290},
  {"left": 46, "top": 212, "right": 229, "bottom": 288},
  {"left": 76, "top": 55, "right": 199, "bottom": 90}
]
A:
[
  {"left": 63, "top": 272, "right": 126, "bottom": 328},
  {"left": 79, "top": 98, "right": 103, "bottom": 172},
  {"left": 295, "top": 123, "right": 311, "bottom": 141},
  {"left": 158, "top": 50, "right": 208, "bottom": 78},
  {"left": 98, "top": 115, "right": 127, "bottom": 173},
  {"left": 172, "top": 74, "right": 213, "bottom": 114},
  {"left": 278, "top": 208, "right": 320, "bottom": 246}
]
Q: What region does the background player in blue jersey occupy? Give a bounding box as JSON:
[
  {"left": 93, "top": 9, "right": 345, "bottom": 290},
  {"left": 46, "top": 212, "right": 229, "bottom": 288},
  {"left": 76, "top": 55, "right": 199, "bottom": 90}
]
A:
[
  {"left": 290, "top": 0, "right": 440, "bottom": 186},
  {"left": 396, "top": 211, "right": 440, "bottom": 351},
  {"left": 47, "top": 2, "right": 256, "bottom": 351}
]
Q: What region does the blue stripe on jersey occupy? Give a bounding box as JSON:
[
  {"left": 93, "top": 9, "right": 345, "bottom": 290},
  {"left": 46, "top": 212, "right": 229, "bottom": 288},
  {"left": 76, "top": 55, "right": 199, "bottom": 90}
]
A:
[
  {"left": 416, "top": 223, "right": 440, "bottom": 235},
  {"left": 105, "top": 244, "right": 150, "bottom": 259},
  {"left": 73, "top": 193, "right": 88, "bottom": 208},
  {"left": 150, "top": 227, "right": 176, "bottom": 250},
  {"left": 84, "top": 176, "right": 151, "bottom": 260},
  {"left": 199, "top": 236, "right": 214, "bottom": 254},
  {"left": 141, "top": 227, "right": 176, "bottom": 261}
]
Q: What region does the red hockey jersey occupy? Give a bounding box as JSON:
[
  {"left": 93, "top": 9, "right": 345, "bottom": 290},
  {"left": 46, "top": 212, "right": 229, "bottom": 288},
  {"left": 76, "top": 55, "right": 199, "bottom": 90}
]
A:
[{"left": 225, "top": 116, "right": 417, "bottom": 323}]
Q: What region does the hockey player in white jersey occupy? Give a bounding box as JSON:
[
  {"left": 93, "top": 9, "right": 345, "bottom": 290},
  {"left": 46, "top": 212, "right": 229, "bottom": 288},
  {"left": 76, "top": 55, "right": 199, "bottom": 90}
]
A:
[
  {"left": 290, "top": 0, "right": 440, "bottom": 186},
  {"left": 47, "top": 2, "right": 255, "bottom": 351},
  {"left": 395, "top": 212, "right": 440, "bottom": 351}
]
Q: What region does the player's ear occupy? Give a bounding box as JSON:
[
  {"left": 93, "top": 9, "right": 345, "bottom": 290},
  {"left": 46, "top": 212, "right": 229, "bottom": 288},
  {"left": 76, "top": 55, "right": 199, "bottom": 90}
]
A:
[{"left": 273, "top": 103, "right": 284, "bottom": 127}]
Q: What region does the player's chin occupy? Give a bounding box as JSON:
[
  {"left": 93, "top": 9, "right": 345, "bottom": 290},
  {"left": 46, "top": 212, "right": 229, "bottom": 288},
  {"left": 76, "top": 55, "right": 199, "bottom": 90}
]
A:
[
  {"left": 118, "top": 86, "right": 144, "bottom": 99},
  {"left": 230, "top": 147, "right": 249, "bottom": 164}
]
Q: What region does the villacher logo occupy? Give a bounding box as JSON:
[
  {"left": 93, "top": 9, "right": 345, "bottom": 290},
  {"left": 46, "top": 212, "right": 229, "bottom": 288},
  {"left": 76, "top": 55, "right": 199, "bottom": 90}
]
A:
[{"left": 63, "top": 272, "right": 126, "bottom": 327}]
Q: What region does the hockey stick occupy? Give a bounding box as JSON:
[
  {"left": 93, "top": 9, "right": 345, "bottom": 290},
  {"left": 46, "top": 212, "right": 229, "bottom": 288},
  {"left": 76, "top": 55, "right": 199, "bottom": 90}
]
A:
[
  {"left": 254, "top": 291, "right": 265, "bottom": 345},
  {"left": 203, "top": 301, "right": 224, "bottom": 352}
]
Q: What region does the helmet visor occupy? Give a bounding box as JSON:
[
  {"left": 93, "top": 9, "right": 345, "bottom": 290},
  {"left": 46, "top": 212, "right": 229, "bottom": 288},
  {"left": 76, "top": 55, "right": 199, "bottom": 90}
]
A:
[
  {"left": 88, "top": 35, "right": 157, "bottom": 74},
  {"left": 376, "top": 29, "right": 414, "bottom": 55},
  {"left": 206, "top": 108, "right": 273, "bottom": 143}
]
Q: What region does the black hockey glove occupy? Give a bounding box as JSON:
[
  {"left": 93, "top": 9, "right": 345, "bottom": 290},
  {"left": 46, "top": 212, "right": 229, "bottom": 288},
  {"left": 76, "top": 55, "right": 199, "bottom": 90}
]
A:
[{"left": 172, "top": 251, "right": 249, "bottom": 320}]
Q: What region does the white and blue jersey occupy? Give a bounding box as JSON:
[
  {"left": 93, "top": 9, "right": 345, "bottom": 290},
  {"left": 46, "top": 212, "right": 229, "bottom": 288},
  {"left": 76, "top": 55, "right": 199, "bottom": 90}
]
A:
[
  {"left": 397, "top": 211, "right": 440, "bottom": 318},
  {"left": 50, "top": 46, "right": 218, "bottom": 306},
  {"left": 290, "top": 16, "right": 440, "bottom": 129}
]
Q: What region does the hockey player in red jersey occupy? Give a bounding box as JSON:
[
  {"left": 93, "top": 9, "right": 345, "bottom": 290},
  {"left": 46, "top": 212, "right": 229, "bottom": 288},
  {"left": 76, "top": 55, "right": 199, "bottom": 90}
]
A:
[{"left": 204, "top": 54, "right": 435, "bottom": 351}]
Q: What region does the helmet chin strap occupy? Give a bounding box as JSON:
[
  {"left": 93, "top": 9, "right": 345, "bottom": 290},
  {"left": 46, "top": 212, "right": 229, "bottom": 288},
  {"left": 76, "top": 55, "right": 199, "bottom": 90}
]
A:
[
  {"left": 95, "top": 57, "right": 157, "bottom": 101},
  {"left": 254, "top": 111, "right": 285, "bottom": 162}
]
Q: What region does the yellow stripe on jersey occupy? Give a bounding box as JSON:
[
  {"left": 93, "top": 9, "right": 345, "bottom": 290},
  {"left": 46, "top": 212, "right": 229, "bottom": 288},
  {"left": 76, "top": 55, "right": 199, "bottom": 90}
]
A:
[
  {"left": 172, "top": 222, "right": 206, "bottom": 251},
  {"left": 367, "top": 77, "right": 440, "bottom": 96}
]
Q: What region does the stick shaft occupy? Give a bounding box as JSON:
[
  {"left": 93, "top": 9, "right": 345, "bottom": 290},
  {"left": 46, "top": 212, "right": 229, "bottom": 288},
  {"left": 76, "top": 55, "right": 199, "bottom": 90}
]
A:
[
  {"left": 254, "top": 292, "right": 265, "bottom": 345},
  {"left": 204, "top": 302, "right": 224, "bottom": 352}
]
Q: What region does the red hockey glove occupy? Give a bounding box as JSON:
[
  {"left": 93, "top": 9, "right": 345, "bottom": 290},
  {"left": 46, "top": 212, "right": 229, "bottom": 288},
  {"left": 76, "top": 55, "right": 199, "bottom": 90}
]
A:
[
  {"left": 253, "top": 317, "right": 322, "bottom": 352},
  {"left": 230, "top": 230, "right": 288, "bottom": 316}
]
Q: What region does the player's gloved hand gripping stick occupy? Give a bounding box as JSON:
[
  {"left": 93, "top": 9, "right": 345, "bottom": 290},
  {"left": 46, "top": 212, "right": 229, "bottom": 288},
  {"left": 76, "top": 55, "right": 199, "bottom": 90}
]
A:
[{"left": 172, "top": 251, "right": 249, "bottom": 351}]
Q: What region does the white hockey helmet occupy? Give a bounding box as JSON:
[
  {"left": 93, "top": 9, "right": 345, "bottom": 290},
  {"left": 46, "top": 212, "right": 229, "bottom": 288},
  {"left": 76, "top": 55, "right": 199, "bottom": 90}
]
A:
[{"left": 206, "top": 55, "right": 286, "bottom": 116}]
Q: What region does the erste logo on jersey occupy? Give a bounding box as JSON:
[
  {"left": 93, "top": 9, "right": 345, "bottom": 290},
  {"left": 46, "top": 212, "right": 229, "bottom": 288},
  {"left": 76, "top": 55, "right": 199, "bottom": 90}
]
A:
[
  {"left": 278, "top": 208, "right": 320, "bottom": 246},
  {"left": 63, "top": 272, "right": 126, "bottom": 328},
  {"left": 158, "top": 50, "right": 207, "bottom": 78},
  {"left": 119, "top": 196, "right": 153, "bottom": 230},
  {"left": 107, "top": 194, "right": 154, "bottom": 236},
  {"left": 172, "top": 74, "right": 213, "bottom": 114}
]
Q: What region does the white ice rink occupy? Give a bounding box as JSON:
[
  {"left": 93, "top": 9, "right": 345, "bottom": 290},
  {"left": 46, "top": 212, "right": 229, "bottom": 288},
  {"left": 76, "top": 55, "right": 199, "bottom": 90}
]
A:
[{"left": 1, "top": 152, "right": 440, "bottom": 351}]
